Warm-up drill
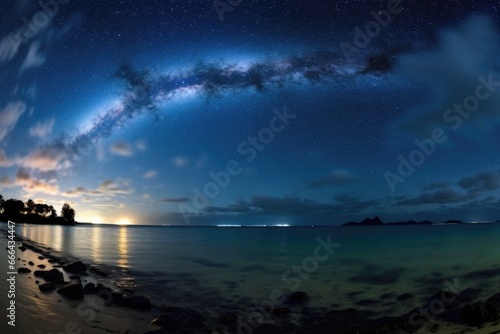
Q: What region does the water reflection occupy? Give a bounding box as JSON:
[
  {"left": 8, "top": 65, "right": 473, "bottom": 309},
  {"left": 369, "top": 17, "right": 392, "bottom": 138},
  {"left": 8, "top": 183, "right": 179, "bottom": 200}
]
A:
[
  {"left": 92, "top": 227, "right": 102, "bottom": 263},
  {"left": 118, "top": 226, "right": 128, "bottom": 268}
]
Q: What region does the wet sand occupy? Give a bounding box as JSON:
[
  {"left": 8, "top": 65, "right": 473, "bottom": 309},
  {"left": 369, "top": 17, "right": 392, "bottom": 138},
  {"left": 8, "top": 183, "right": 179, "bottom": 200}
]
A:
[{"left": 0, "top": 232, "right": 157, "bottom": 334}]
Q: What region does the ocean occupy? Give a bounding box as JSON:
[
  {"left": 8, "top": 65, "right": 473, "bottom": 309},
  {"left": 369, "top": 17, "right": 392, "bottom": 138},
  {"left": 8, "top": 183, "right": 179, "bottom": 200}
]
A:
[{"left": 2, "top": 222, "right": 500, "bottom": 320}]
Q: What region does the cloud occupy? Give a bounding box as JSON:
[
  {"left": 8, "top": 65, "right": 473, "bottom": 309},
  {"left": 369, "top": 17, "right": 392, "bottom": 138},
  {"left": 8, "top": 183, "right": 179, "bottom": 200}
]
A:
[
  {"left": 142, "top": 170, "right": 158, "bottom": 179},
  {"left": 136, "top": 140, "right": 147, "bottom": 151},
  {"left": 18, "top": 145, "right": 70, "bottom": 172},
  {"left": 0, "top": 101, "right": 26, "bottom": 142},
  {"left": 458, "top": 170, "right": 500, "bottom": 198},
  {"left": 396, "top": 189, "right": 467, "bottom": 206},
  {"left": 390, "top": 16, "right": 500, "bottom": 139},
  {"left": 29, "top": 117, "right": 55, "bottom": 138},
  {"left": 422, "top": 182, "right": 452, "bottom": 191},
  {"left": 64, "top": 179, "right": 133, "bottom": 198},
  {"left": 204, "top": 195, "right": 379, "bottom": 216},
  {"left": 20, "top": 41, "right": 46, "bottom": 73},
  {"left": 305, "top": 169, "right": 359, "bottom": 189},
  {"left": 110, "top": 141, "right": 133, "bottom": 157},
  {"left": 0, "top": 33, "right": 23, "bottom": 63},
  {"left": 1, "top": 168, "right": 60, "bottom": 195},
  {"left": 159, "top": 197, "right": 190, "bottom": 203},
  {"left": 172, "top": 156, "right": 188, "bottom": 168}
]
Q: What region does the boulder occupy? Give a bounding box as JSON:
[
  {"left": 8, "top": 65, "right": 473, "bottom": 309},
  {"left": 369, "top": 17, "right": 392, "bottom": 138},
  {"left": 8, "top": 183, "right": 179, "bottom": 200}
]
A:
[
  {"left": 17, "top": 267, "right": 31, "bottom": 273},
  {"left": 286, "top": 291, "right": 309, "bottom": 304},
  {"left": 37, "top": 264, "right": 46, "bottom": 269},
  {"left": 151, "top": 307, "right": 204, "bottom": 329},
  {"left": 89, "top": 267, "right": 108, "bottom": 277},
  {"left": 218, "top": 312, "right": 238, "bottom": 325},
  {"left": 39, "top": 282, "right": 56, "bottom": 292},
  {"left": 273, "top": 307, "right": 291, "bottom": 316},
  {"left": 123, "top": 295, "right": 151, "bottom": 310},
  {"left": 62, "top": 261, "right": 87, "bottom": 275},
  {"left": 57, "top": 282, "right": 84, "bottom": 300},
  {"left": 83, "top": 283, "right": 97, "bottom": 294},
  {"left": 34, "top": 269, "right": 64, "bottom": 284},
  {"left": 462, "top": 296, "right": 500, "bottom": 326}
]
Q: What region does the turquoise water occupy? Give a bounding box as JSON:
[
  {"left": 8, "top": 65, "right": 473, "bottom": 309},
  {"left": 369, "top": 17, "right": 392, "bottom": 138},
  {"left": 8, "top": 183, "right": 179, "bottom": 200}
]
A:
[{"left": 5, "top": 223, "right": 500, "bottom": 317}]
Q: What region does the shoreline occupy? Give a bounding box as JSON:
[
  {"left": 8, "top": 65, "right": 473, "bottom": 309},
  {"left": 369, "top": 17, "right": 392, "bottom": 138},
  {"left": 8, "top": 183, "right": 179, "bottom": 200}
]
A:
[
  {"left": 2, "top": 228, "right": 500, "bottom": 333},
  {"left": 0, "top": 230, "right": 159, "bottom": 333}
]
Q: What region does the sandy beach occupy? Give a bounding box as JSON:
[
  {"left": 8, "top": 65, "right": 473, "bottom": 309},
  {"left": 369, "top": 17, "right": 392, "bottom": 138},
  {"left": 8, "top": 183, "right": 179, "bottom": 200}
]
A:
[{"left": 0, "top": 231, "right": 158, "bottom": 334}]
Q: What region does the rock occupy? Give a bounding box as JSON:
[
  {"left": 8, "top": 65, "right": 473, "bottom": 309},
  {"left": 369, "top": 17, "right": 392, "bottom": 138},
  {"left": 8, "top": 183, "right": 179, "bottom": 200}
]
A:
[
  {"left": 17, "top": 268, "right": 31, "bottom": 273},
  {"left": 34, "top": 269, "right": 64, "bottom": 284},
  {"left": 47, "top": 258, "right": 57, "bottom": 263},
  {"left": 35, "top": 280, "right": 39, "bottom": 284},
  {"left": 28, "top": 261, "right": 34, "bottom": 266},
  {"left": 462, "top": 301, "right": 500, "bottom": 326},
  {"left": 112, "top": 292, "right": 125, "bottom": 306},
  {"left": 151, "top": 307, "right": 204, "bottom": 329},
  {"left": 83, "top": 283, "right": 97, "bottom": 294},
  {"left": 286, "top": 291, "right": 309, "bottom": 304},
  {"left": 57, "top": 282, "right": 84, "bottom": 300},
  {"left": 397, "top": 293, "right": 414, "bottom": 301},
  {"left": 123, "top": 295, "right": 151, "bottom": 310},
  {"left": 38, "top": 256, "right": 45, "bottom": 260},
  {"left": 62, "top": 261, "right": 87, "bottom": 275},
  {"left": 89, "top": 266, "right": 108, "bottom": 277},
  {"left": 218, "top": 312, "right": 238, "bottom": 325},
  {"left": 37, "top": 264, "right": 46, "bottom": 269},
  {"left": 273, "top": 307, "right": 291, "bottom": 316},
  {"left": 39, "top": 283, "right": 56, "bottom": 292},
  {"left": 19, "top": 246, "right": 26, "bottom": 251}
]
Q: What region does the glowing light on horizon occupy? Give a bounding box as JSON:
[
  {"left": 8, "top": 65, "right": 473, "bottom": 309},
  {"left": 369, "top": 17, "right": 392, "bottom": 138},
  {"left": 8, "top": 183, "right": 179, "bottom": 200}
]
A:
[{"left": 116, "top": 218, "right": 131, "bottom": 225}]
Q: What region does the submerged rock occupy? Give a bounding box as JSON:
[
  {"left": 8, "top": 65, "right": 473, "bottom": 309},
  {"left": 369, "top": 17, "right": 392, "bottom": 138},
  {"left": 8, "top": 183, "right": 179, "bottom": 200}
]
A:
[
  {"left": 39, "top": 282, "right": 56, "bottom": 292},
  {"left": 286, "top": 291, "right": 309, "bottom": 304},
  {"left": 462, "top": 293, "right": 500, "bottom": 326},
  {"left": 83, "top": 283, "right": 97, "bottom": 294},
  {"left": 57, "top": 282, "right": 84, "bottom": 300},
  {"left": 151, "top": 306, "right": 204, "bottom": 330},
  {"left": 89, "top": 266, "right": 109, "bottom": 277},
  {"left": 34, "top": 269, "right": 64, "bottom": 284},
  {"left": 123, "top": 295, "right": 151, "bottom": 310},
  {"left": 218, "top": 312, "right": 238, "bottom": 325},
  {"left": 62, "top": 261, "right": 88, "bottom": 275}
]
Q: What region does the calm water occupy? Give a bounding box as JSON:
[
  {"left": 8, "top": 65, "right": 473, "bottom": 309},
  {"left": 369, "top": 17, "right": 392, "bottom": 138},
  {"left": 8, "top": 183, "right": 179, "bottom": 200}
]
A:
[{"left": 4, "top": 223, "right": 500, "bottom": 317}]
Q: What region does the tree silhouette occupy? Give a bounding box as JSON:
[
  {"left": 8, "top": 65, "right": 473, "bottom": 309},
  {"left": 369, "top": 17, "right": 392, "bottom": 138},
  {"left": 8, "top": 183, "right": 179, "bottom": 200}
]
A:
[
  {"left": 26, "top": 199, "right": 35, "bottom": 214},
  {"left": 49, "top": 205, "right": 57, "bottom": 218},
  {"left": 61, "top": 203, "right": 75, "bottom": 222}
]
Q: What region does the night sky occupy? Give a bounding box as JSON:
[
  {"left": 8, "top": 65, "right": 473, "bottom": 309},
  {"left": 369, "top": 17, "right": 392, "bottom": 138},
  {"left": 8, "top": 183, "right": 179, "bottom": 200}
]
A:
[{"left": 1, "top": 0, "right": 500, "bottom": 225}]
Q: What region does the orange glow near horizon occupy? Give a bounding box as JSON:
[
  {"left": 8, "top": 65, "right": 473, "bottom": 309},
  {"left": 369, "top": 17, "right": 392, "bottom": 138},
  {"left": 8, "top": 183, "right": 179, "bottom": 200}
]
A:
[{"left": 115, "top": 218, "right": 132, "bottom": 225}]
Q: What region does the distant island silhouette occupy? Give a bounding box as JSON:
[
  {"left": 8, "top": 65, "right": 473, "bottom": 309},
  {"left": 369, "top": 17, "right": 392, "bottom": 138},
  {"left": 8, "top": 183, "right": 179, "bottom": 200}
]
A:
[{"left": 342, "top": 216, "right": 466, "bottom": 226}]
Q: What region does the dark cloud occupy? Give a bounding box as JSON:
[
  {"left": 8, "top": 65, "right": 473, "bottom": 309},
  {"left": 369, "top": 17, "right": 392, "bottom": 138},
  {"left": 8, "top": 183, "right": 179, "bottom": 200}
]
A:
[
  {"left": 421, "top": 182, "right": 452, "bottom": 191},
  {"left": 396, "top": 189, "right": 466, "bottom": 206},
  {"left": 204, "top": 195, "right": 379, "bottom": 216},
  {"left": 159, "top": 197, "right": 190, "bottom": 203},
  {"left": 458, "top": 170, "right": 500, "bottom": 198},
  {"left": 390, "top": 16, "right": 500, "bottom": 140},
  {"left": 304, "top": 169, "right": 360, "bottom": 189}
]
